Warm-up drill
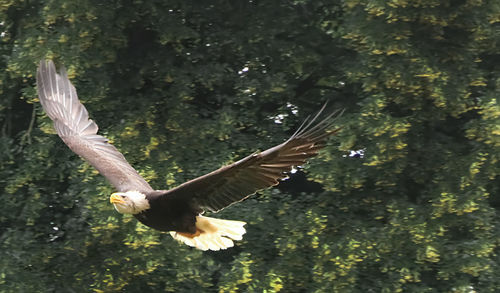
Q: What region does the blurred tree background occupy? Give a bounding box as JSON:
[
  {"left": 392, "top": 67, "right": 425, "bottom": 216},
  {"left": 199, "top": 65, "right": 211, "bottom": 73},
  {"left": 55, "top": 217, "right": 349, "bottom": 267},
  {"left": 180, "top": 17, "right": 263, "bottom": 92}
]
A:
[{"left": 1, "top": 0, "right": 499, "bottom": 292}]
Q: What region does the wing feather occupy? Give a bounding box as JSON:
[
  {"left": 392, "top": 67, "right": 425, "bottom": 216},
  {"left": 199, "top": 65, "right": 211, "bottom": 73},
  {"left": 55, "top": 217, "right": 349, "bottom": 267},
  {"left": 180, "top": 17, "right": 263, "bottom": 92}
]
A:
[
  {"left": 37, "top": 60, "right": 153, "bottom": 193},
  {"left": 164, "top": 105, "right": 343, "bottom": 212}
]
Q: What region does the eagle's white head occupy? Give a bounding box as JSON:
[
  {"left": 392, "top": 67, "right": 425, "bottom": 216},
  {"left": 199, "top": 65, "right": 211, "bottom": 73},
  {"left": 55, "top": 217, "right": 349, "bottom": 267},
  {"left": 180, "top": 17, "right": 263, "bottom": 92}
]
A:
[{"left": 110, "top": 191, "right": 150, "bottom": 214}]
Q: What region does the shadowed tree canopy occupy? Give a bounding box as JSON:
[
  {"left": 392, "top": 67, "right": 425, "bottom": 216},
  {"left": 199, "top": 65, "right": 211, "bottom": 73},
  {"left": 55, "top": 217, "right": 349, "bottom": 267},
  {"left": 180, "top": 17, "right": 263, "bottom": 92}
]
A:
[{"left": 0, "top": 0, "right": 499, "bottom": 292}]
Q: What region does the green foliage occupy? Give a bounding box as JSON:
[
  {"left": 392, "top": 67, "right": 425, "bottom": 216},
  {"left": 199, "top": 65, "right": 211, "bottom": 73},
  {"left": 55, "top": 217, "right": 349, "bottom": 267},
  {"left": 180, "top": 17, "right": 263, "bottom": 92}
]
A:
[{"left": 1, "top": 0, "right": 499, "bottom": 292}]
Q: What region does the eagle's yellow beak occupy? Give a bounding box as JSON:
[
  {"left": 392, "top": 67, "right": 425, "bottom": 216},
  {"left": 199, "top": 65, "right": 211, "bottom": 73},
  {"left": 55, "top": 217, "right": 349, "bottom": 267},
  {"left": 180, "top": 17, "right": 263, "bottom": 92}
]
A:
[{"left": 110, "top": 193, "right": 126, "bottom": 204}]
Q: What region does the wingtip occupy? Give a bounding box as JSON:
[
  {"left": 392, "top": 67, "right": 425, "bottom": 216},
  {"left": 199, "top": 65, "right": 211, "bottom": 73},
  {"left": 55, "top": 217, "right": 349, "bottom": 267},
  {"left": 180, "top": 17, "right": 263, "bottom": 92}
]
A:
[
  {"left": 293, "top": 103, "right": 343, "bottom": 139},
  {"left": 38, "top": 59, "right": 54, "bottom": 72}
]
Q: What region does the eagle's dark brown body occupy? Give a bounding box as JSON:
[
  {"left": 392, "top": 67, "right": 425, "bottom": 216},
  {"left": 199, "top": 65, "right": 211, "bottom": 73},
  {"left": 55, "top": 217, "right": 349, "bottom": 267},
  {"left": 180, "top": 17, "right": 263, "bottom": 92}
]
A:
[{"left": 134, "top": 190, "right": 200, "bottom": 233}]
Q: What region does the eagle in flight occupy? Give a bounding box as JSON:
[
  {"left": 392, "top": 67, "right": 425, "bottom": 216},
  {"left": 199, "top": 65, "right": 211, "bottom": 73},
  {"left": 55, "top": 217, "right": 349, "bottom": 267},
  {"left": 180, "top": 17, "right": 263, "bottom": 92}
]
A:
[{"left": 36, "top": 60, "right": 342, "bottom": 251}]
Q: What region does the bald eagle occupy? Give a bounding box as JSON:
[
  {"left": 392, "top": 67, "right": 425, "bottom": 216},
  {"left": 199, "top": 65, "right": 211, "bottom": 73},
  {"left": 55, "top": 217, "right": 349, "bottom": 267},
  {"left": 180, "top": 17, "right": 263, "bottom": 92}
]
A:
[{"left": 36, "top": 60, "right": 342, "bottom": 251}]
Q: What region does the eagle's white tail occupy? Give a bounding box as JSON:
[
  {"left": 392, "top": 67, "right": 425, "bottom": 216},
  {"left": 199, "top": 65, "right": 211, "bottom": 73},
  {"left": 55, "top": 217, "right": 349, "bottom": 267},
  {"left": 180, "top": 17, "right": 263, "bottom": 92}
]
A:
[{"left": 169, "top": 216, "right": 246, "bottom": 251}]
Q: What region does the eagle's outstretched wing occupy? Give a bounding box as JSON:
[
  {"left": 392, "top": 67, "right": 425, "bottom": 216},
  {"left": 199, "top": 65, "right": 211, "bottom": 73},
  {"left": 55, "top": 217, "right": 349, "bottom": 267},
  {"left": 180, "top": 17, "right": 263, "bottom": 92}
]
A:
[
  {"left": 37, "top": 60, "right": 153, "bottom": 193},
  {"left": 164, "top": 104, "right": 342, "bottom": 212}
]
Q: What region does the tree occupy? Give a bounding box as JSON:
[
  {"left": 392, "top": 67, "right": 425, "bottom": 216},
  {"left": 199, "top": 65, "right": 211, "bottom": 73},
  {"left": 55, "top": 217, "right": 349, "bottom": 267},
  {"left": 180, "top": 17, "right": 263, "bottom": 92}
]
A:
[{"left": 0, "top": 0, "right": 498, "bottom": 292}]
